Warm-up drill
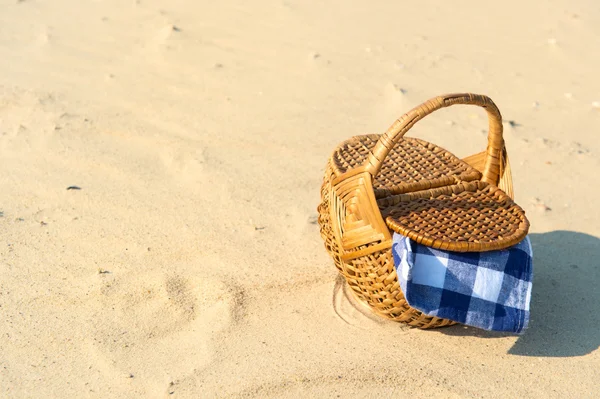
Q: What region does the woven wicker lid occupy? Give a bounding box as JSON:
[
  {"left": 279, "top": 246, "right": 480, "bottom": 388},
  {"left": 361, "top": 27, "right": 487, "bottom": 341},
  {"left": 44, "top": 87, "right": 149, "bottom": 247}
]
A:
[
  {"left": 383, "top": 181, "right": 529, "bottom": 252},
  {"left": 331, "top": 135, "right": 482, "bottom": 198}
]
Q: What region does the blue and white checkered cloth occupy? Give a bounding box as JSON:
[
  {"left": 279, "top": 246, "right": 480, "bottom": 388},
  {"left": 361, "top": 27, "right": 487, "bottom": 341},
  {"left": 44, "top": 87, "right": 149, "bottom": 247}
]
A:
[{"left": 392, "top": 233, "right": 533, "bottom": 333}]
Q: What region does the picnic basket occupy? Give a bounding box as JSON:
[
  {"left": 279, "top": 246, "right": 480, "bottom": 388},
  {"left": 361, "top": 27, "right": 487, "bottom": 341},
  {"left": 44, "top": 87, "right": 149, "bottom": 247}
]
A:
[{"left": 317, "top": 93, "right": 529, "bottom": 328}]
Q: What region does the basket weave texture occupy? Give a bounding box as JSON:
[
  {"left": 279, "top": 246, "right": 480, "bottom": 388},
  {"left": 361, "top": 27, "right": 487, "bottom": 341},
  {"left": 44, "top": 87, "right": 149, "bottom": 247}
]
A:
[
  {"left": 383, "top": 181, "right": 529, "bottom": 252},
  {"left": 317, "top": 93, "right": 529, "bottom": 328}
]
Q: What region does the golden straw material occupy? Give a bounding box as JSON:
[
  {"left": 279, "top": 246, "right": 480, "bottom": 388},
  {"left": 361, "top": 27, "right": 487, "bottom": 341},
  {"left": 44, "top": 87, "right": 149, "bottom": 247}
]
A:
[
  {"left": 317, "top": 93, "right": 529, "bottom": 329},
  {"left": 383, "top": 181, "right": 529, "bottom": 252}
]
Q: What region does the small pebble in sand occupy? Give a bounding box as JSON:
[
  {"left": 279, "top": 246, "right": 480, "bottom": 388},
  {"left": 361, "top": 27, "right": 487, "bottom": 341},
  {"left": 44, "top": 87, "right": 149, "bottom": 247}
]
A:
[
  {"left": 532, "top": 198, "right": 552, "bottom": 212},
  {"left": 310, "top": 52, "right": 320, "bottom": 59},
  {"left": 67, "top": 186, "right": 81, "bottom": 190},
  {"left": 532, "top": 101, "right": 540, "bottom": 109},
  {"left": 571, "top": 141, "right": 590, "bottom": 154},
  {"left": 503, "top": 120, "right": 519, "bottom": 128},
  {"left": 536, "top": 203, "right": 552, "bottom": 212},
  {"left": 393, "top": 84, "right": 407, "bottom": 94}
]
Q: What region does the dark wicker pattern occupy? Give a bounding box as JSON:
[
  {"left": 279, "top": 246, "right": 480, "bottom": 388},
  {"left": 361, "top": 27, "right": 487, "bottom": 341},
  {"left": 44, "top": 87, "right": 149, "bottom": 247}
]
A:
[
  {"left": 383, "top": 181, "right": 529, "bottom": 252},
  {"left": 332, "top": 135, "right": 482, "bottom": 198}
]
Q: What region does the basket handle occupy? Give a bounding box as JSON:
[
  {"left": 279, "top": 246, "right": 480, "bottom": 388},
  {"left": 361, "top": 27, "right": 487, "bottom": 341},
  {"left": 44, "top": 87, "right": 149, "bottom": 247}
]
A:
[{"left": 364, "top": 93, "right": 505, "bottom": 186}]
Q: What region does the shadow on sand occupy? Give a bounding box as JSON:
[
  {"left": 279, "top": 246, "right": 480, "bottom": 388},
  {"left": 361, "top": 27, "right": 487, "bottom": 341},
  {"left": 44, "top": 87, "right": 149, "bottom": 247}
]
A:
[{"left": 441, "top": 230, "right": 600, "bottom": 357}]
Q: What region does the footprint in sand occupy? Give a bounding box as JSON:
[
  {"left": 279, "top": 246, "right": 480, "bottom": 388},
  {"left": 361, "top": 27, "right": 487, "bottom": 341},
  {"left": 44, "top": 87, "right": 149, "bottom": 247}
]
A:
[
  {"left": 88, "top": 272, "right": 240, "bottom": 384},
  {"left": 0, "top": 87, "right": 63, "bottom": 151},
  {"left": 158, "top": 144, "right": 208, "bottom": 182},
  {"left": 157, "top": 143, "right": 236, "bottom": 201}
]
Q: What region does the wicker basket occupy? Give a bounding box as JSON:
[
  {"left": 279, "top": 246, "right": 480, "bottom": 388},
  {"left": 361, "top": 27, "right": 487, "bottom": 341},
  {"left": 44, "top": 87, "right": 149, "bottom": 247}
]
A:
[{"left": 317, "top": 93, "right": 527, "bottom": 328}]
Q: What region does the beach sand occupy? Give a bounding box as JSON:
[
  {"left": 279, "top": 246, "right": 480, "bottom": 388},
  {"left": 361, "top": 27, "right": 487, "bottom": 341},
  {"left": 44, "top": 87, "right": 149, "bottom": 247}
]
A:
[{"left": 1, "top": 0, "right": 599, "bottom": 397}]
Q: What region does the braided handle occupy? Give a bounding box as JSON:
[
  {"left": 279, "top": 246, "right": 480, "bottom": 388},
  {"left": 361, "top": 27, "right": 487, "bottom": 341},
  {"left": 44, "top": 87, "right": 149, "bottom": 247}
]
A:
[{"left": 364, "top": 93, "right": 505, "bottom": 186}]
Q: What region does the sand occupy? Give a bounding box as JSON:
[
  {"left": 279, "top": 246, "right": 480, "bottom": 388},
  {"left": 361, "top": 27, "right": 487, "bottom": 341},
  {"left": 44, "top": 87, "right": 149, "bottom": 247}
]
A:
[{"left": 1, "top": 0, "right": 599, "bottom": 397}]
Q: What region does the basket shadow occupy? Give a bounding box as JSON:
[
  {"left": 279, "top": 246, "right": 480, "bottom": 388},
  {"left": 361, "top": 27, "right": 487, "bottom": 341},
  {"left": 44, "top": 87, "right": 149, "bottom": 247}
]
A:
[
  {"left": 508, "top": 231, "right": 600, "bottom": 357},
  {"left": 440, "top": 230, "right": 600, "bottom": 357}
]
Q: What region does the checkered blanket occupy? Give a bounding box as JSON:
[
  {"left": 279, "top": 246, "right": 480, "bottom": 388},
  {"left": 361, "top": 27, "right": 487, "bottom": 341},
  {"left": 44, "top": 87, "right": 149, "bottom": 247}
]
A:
[{"left": 392, "top": 233, "right": 533, "bottom": 333}]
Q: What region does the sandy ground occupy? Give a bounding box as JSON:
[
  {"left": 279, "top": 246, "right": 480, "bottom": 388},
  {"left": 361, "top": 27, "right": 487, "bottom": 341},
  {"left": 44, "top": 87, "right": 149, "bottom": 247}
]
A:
[{"left": 1, "top": 0, "right": 599, "bottom": 397}]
